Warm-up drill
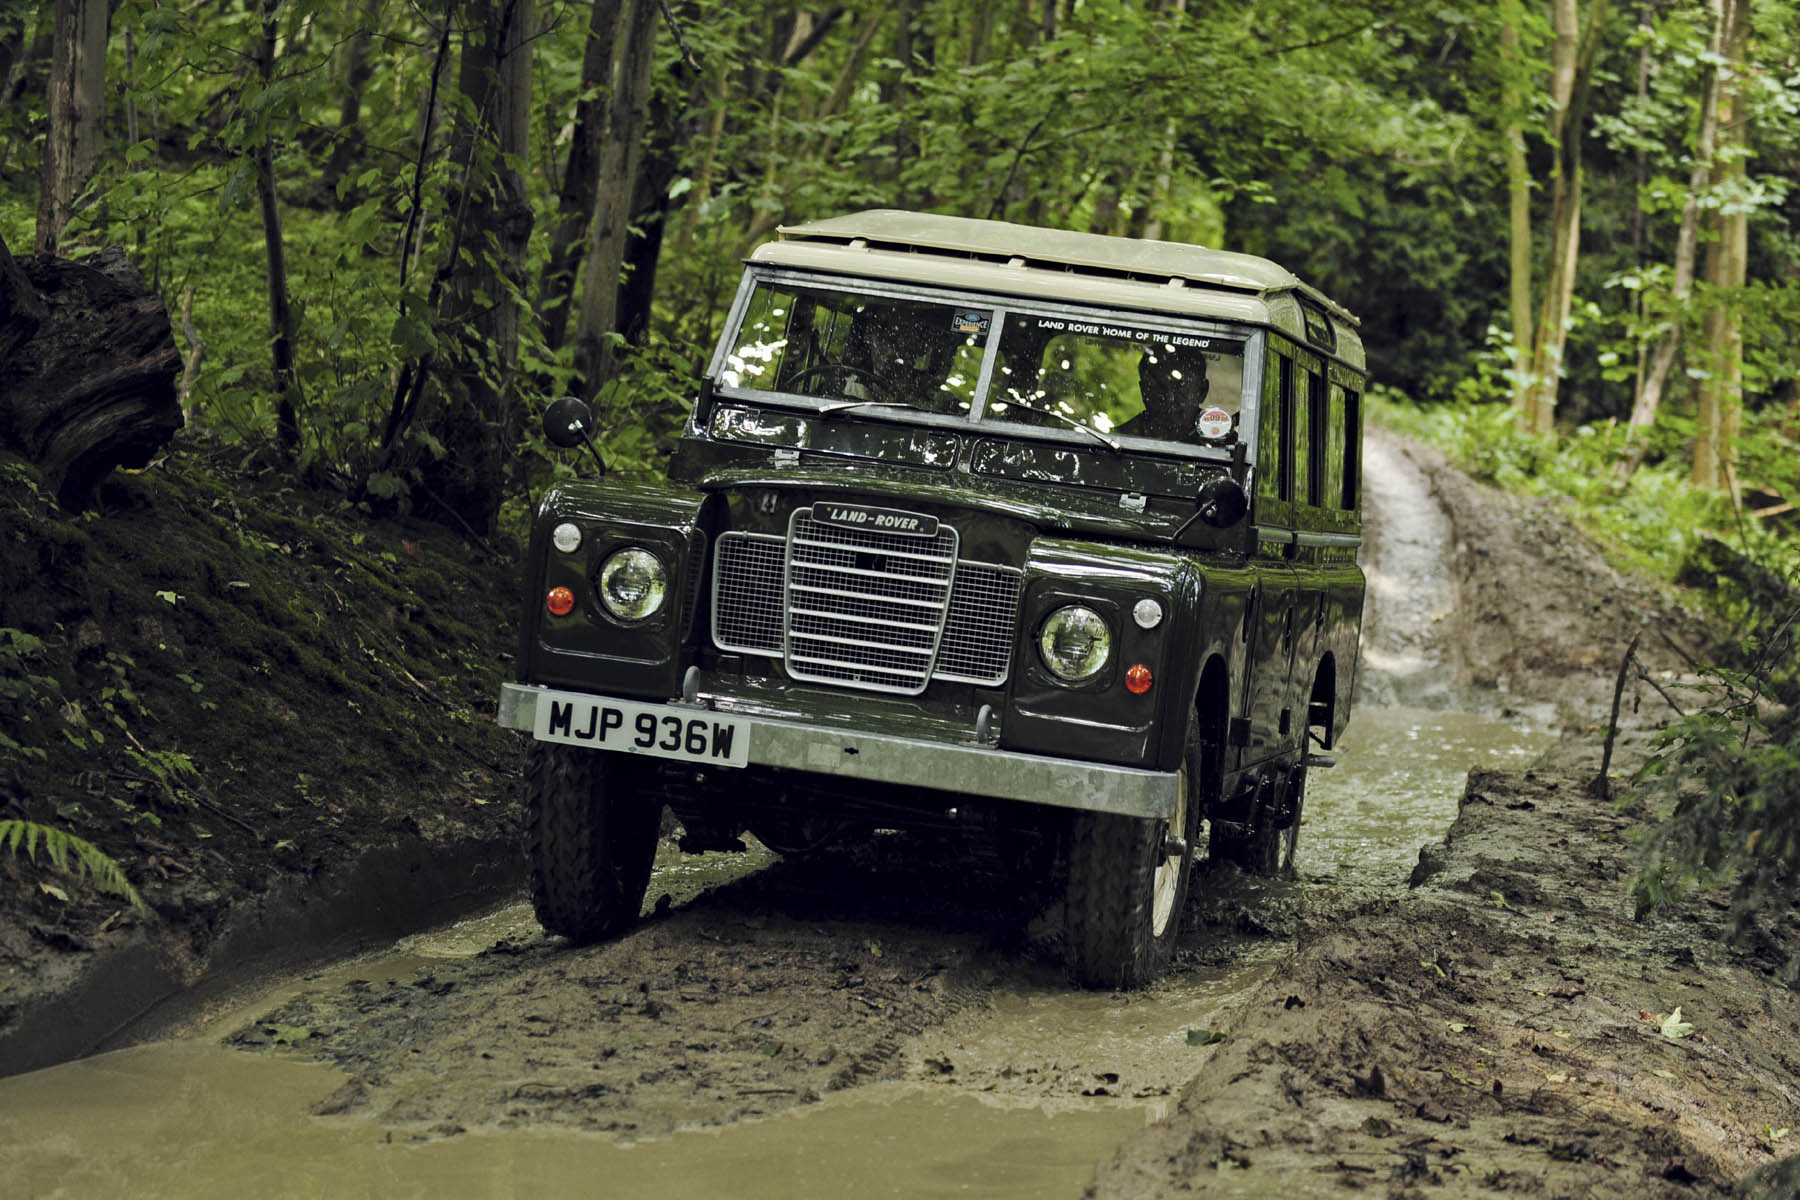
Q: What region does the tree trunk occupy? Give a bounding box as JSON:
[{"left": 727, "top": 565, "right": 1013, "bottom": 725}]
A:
[
  {"left": 35, "top": 0, "right": 109, "bottom": 253},
  {"left": 1618, "top": 0, "right": 1723, "bottom": 481},
  {"left": 1139, "top": 0, "right": 1186, "bottom": 243},
  {"left": 572, "top": 0, "right": 656, "bottom": 397},
  {"left": 537, "top": 0, "right": 625, "bottom": 352},
  {"left": 0, "top": 239, "right": 184, "bottom": 509},
  {"left": 255, "top": 0, "right": 301, "bottom": 457},
  {"left": 1501, "top": 1, "right": 1534, "bottom": 414},
  {"left": 1522, "top": 0, "right": 1608, "bottom": 434},
  {"left": 1692, "top": 0, "right": 1748, "bottom": 496},
  {"left": 416, "top": 0, "right": 535, "bottom": 535}
]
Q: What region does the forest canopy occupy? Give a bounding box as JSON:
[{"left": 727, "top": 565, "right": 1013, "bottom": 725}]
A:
[{"left": 1, "top": 0, "right": 1796, "bottom": 535}]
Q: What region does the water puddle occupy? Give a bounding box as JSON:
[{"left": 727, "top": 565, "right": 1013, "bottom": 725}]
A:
[{"left": 1305, "top": 706, "right": 1557, "bottom": 887}]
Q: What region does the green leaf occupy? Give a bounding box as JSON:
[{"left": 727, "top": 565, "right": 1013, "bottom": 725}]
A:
[
  {"left": 1658, "top": 1007, "right": 1695, "bottom": 1040},
  {"left": 1185, "top": 1028, "right": 1226, "bottom": 1046},
  {"left": 391, "top": 312, "right": 436, "bottom": 357}
]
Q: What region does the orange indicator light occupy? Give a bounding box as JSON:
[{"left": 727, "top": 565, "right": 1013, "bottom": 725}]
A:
[
  {"left": 1125, "top": 664, "right": 1153, "bottom": 694},
  {"left": 545, "top": 586, "right": 575, "bottom": 616}
]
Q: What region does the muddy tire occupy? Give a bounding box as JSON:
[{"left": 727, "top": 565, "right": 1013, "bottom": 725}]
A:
[
  {"left": 523, "top": 741, "right": 660, "bottom": 943},
  {"left": 1212, "top": 762, "right": 1304, "bottom": 878},
  {"left": 1064, "top": 716, "right": 1203, "bottom": 988}
]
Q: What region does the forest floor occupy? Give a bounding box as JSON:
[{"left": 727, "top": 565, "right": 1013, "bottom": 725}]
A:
[{"left": 2, "top": 431, "right": 1797, "bottom": 1196}]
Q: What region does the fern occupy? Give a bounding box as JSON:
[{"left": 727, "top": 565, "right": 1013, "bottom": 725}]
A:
[{"left": 0, "top": 819, "right": 150, "bottom": 915}]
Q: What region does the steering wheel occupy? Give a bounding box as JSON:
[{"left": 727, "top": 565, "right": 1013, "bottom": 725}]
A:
[{"left": 789, "top": 363, "right": 890, "bottom": 401}]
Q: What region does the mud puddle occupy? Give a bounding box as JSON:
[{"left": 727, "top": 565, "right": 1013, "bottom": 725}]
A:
[{"left": 0, "top": 706, "right": 1553, "bottom": 1198}]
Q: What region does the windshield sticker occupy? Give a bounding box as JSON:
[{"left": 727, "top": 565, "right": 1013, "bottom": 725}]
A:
[
  {"left": 1197, "top": 407, "right": 1235, "bottom": 439},
  {"left": 953, "top": 310, "right": 990, "bottom": 335},
  {"left": 1030, "top": 317, "right": 1231, "bottom": 352}
]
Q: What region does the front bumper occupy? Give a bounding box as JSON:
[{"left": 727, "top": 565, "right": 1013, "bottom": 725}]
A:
[{"left": 497, "top": 683, "right": 1176, "bottom": 821}]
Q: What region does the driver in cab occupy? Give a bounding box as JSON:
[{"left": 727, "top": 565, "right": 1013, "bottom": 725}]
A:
[
  {"left": 1118, "top": 344, "right": 1212, "bottom": 441},
  {"left": 839, "top": 305, "right": 955, "bottom": 408}
]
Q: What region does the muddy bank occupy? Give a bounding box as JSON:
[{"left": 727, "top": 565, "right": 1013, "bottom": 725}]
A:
[
  {"left": 1085, "top": 438, "right": 1797, "bottom": 1197},
  {"left": 1088, "top": 734, "right": 1800, "bottom": 1198},
  {"left": 1387, "top": 433, "right": 1710, "bottom": 717},
  {"left": 0, "top": 445, "right": 524, "bottom": 1076}
]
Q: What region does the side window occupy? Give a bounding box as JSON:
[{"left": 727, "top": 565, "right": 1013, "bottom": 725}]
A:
[
  {"left": 1341, "top": 387, "right": 1362, "bottom": 510},
  {"left": 1325, "top": 382, "right": 1347, "bottom": 512},
  {"left": 1309, "top": 367, "right": 1327, "bottom": 506},
  {"left": 1257, "top": 351, "right": 1293, "bottom": 504},
  {"left": 1295, "top": 364, "right": 1323, "bottom": 507}
]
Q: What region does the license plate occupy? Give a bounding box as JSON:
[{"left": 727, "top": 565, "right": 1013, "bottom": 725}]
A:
[{"left": 532, "top": 694, "right": 749, "bottom": 767}]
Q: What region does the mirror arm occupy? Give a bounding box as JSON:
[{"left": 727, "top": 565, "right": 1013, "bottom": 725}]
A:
[{"left": 579, "top": 436, "right": 609, "bottom": 480}]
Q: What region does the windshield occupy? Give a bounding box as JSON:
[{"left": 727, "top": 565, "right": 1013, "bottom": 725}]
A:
[{"left": 717, "top": 277, "right": 1247, "bottom": 447}]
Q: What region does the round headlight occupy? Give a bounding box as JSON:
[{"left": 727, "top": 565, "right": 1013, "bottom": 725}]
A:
[
  {"left": 1037, "top": 606, "right": 1111, "bottom": 681},
  {"left": 597, "top": 548, "right": 667, "bottom": 621},
  {"left": 551, "top": 522, "right": 582, "bottom": 553}
]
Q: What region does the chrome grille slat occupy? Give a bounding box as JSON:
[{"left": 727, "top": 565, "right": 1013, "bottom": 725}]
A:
[
  {"left": 709, "top": 510, "right": 1020, "bottom": 694},
  {"left": 789, "top": 582, "right": 943, "bottom": 609},
  {"left": 789, "top": 606, "right": 941, "bottom": 633}
]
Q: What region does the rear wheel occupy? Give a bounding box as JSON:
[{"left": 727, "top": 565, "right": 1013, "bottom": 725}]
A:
[
  {"left": 1064, "top": 714, "right": 1205, "bottom": 988},
  {"left": 523, "top": 741, "right": 661, "bottom": 942},
  {"left": 1211, "top": 762, "right": 1304, "bottom": 878}
]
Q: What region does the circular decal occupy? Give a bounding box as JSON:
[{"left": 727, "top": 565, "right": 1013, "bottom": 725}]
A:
[{"left": 1195, "top": 407, "right": 1234, "bottom": 439}]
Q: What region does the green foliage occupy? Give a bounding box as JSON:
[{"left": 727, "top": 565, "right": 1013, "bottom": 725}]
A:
[
  {"left": 0, "top": 819, "right": 150, "bottom": 915},
  {"left": 1628, "top": 609, "right": 1800, "bottom": 981}
]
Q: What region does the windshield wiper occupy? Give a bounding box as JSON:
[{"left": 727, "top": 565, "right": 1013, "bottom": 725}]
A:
[
  {"left": 812, "top": 399, "right": 909, "bottom": 418},
  {"left": 988, "top": 401, "right": 1121, "bottom": 454}
]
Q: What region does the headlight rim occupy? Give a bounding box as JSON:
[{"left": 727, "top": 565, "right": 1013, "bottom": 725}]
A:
[
  {"left": 596, "top": 545, "right": 670, "bottom": 622},
  {"left": 1036, "top": 604, "right": 1113, "bottom": 683}
]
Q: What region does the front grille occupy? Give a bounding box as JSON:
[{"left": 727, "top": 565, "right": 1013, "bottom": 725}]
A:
[
  {"left": 709, "top": 510, "right": 1020, "bottom": 694},
  {"left": 784, "top": 508, "right": 958, "bottom": 693}
]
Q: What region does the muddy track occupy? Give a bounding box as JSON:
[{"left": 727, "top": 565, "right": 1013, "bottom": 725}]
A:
[{"left": 208, "top": 429, "right": 1797, "bottom": 1195}]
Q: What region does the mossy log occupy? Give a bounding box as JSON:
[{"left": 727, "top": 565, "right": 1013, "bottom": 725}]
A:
[{"left": 0, "top": 235, "right": 183, "bottom": 509}]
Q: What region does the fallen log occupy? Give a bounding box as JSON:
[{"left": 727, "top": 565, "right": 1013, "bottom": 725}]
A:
[{"left": 0, "top": 233, "right": 183, "bottom": 508}]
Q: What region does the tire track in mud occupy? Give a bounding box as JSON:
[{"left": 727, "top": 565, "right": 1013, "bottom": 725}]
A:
[{"left": 226, "top": 844, "right": 1036, "bottom": 1139}]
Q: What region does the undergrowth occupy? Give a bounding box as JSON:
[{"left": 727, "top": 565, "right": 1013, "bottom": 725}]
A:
[{"left": 1628, "top": 607, "right": 1800, "bottom": 983}]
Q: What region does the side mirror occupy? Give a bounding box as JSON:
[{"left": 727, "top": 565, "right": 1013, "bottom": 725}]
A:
[
  {"left": 1194, "top": 474, "right": 1248, "bottom": 529},
  {"left": 543, "top": 395, "right": 594, "bottom": 449},
  {"left": 542, "top": 395, "right": 608, "bottom": 478}
]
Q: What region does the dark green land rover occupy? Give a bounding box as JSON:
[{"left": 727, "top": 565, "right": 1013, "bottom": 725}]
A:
[{"left": 498, "top": 210, "right": 1367, "bottom": 987}]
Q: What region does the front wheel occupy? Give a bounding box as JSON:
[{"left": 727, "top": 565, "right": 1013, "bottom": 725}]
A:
[
  {"left": 523, "top": 741, "right": 661, "bottom": 942},
  {"left": 1064, "top": 715, "right": 1206, "bottom": 988}
]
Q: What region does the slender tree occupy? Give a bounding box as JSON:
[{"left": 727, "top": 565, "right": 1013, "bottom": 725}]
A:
[
  {"left": 571, "top": 0, "right": 655, "bottom": 397},
  {"left": 35, "top": 0, "right": 108, "bottom": 252},
  {"left": 538, "top": 0, "right": 625, "bottom": 352},
  {"left": 1692, "top": 0, "right": 1749, "bottom": 495},
  {"left": 253, "top": 0, "right": 302, "bottom": 457},
  {"left": 1501, "top": 0, "right": 1536, "bottom": 416},
  {"left": 1618, "top": 0, "right": 1725, "bottom": 480},
  {"left": 1521, "top": 0, "right": 1610, "bottom": 434}
]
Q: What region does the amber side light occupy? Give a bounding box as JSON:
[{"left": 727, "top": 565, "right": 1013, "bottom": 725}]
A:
[
  {"left": 545, "top": 586, "right": 575, "bottom": 616},
  {"left": 1125, "top": 664, "right": 1153, "bottom": 694}
]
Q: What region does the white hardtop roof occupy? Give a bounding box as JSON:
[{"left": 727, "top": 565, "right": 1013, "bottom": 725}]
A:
[{"left": 762, "top": 209, "right": 1359, "bottom": 328}]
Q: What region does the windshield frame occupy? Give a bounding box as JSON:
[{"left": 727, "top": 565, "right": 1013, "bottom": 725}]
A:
[{"left": 708, "top": 266, "right": 1263, "bottom": 463}]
